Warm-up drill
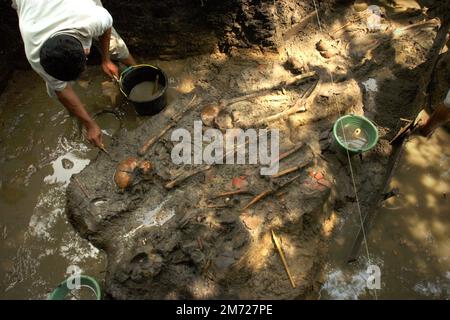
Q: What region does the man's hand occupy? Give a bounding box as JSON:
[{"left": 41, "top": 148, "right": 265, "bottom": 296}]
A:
[
  {"left": 102, "top": 59, "right": 119, "bottom": 79},
  {"left": 99, "top": 27, "right": 119, "bottom": 79},
  {"left": 85, "top": 121, "right": 104, "bottom": 149},
  {"left": 56, "top": 85, "right": 105, "bottom": 150}
]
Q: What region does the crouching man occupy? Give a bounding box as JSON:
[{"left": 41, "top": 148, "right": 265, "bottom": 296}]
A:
[{"left": 12, "top": 0, "right": 136, "bottom": 149}]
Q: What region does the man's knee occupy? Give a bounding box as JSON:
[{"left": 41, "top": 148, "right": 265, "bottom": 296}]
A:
[{"left": 109, "top": 28, "right": 130, "bottom": 61}]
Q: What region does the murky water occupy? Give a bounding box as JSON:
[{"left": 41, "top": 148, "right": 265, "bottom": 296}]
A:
[
  {"left": 0, "top": 58, "right": 195, "bottom": 299},
  {"left": 0, "top": 67, "right": 137, "bottom": 299},
  {"left": 336, "top": 123, "right": 369, "bottom": 150},
  {"left": 321, "top": 128, "right": 450, "bottom": 299},
  {"left": 129, "top": 81, "right": 159, "bottom": 102}
]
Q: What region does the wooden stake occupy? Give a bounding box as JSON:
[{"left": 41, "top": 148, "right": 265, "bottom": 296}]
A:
[
  {"left": 211, "top": 189, "right": 251, "bottom": 199},
  {"left": 138, "top": 122, "right": 175, "bottom": 156},
  {"left": 197, "top": 237, "right": 204, "bottom": 250},
  {"left": 241, "top": 174, "right": 301, "bottom": 211},
  {"left": 253, "top": 143, "right": 304, "bottom": 177},
  {"left": 203, "top": 204, "right": 233, "bottom": 209},
  {"left": 389, "top": 120, "right": 414, "bottom": 145},
  {"left": 153, "top": 74, "right": 160, "bottom": 96},
  {"left": 276, "top": 143, "right": 304, "bottom": 163},
  {"left": 272, "top": 230, "right": 296, "bottom": 289},
  {"left": 241, "top": 190, "right": 272, "bottom": 212},
  {"left": 99, "top": 145, "right": 112, "bottom": 160},
  {"left": 270, "top": 159, "right": 311, "bottom": 179},
  {"left": 73, "top": 176, "right": 90, "bottom": 198},
  {"left": 137, "top": 95, "right": 197, "bottom": 156},
  {"left": 165, "top": 165, "right": 211, "bottom": 190}
]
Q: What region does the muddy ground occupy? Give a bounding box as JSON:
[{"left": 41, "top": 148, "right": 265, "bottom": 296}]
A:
[{"left": 1, "top": 0, "right": 449, "bottom": 299}]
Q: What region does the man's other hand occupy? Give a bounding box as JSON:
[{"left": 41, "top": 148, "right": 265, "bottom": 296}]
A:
[
  {"left": 56, "top": 84, "right": 105, "bottom": 150},
  {"left": 102, "top": 59, "right": 119, "bottom": 79}
]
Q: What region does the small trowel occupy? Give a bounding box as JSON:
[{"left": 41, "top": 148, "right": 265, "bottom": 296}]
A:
[{"left": 99, "top": 144, "right": 112, "bottom": 159}]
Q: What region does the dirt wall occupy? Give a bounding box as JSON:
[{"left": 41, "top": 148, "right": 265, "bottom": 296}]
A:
[
  {"left": 0, "top": 0, "right": 339, "bottom": 93},
  {"left": 0, "top": 0, "right": 23, "bottom": 94},
  {"left": 100, "top": 0, "right": 315, "bottom": 57}
]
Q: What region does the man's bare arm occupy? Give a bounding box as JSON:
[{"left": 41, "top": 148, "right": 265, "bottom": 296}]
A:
[
  {"left": 56, "top": 84, "right": 103, "bottom": 148},
  {"left": 99, "top": 27, "right": 119, "bottom": 79}
]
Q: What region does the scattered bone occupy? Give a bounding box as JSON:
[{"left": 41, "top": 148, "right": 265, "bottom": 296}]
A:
[
  {"left": 284, "top": 56, "right": 306, "bottom": 75},
  {"left": 114, "top": 157, "right": 138, "bottom": 190},
  {"left": 137, "top": 160, "right": 153, "bottom": 175},
  {"left": 283, "top": 9, "right": 317, "bottom": 40},
  {"left": 114, "top": 171, "right": 134, "bottom": 190},
  {"left": 202, "top": 203, "right": 234, "bottom": 209},
  {"left": 77, "top": 80, "right": 89, "bottom": 89},
  {"left": 353, "top": 0, "right": 368, "bottom": 12},
  {"left": 247, "top": 80, "right": 319, "bottom": 128},
  {"left": 214, "top": 110, "right": 234, "bottom": 130},
  {"left": 114, "top": 157, "right": 153, "bottom": 190},
  {"left": 200, "top": 104, "right": 220, "bottom": 127},
  {"left": 316, "top": 40, "right": 337, "bottom": 59},
  {"left": 2, "top": 225, "right": 7, "bottom": 240},
  {"left": 329, "top": 11, "right": 370, "bottom": 39},
  {"left": 393, "top": 18, "right": 440, "bottom": 39},
  {"left": 226, "top": 71, "right": 317, "bottom": 109},
  {"left": 241, "top": 214, "right": 263, "bottom": 230},
  {"left": 117, "top": 157, "right": 138, "bottom": 173},
  {"left": 272, "top": 230, "right": 296, "bottom": 288}
]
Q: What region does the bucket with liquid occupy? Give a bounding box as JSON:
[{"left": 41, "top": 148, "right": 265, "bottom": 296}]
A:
[
  {"left": 119, "top": 64, "right": 168, "bottom": 116},
  {"left": 332, "top": 115, "right": 379, "bottom": 155}
]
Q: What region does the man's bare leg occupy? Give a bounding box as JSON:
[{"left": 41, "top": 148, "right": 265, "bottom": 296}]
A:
[{"left": 120, "top": 54, "right": 137, "bottom": 66}]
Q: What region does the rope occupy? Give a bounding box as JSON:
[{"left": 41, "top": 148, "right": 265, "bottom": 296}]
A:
[
  {"left": 310, "top": 0, "right": 378, "bottom": 298},
  {"left": 312, "top": 0, "right": 323, "bottom": 32},
  {"left": 330, "top": 71, "right": 378, "bottom": 300}
]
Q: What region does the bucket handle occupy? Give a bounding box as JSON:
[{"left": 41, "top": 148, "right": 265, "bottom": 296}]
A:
[{"left": 120, "top": 66, "right": 135, "bottom": 81}]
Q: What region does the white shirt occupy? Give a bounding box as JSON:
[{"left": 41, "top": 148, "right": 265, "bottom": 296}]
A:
[{"left": 12, "top": 0, "right": 113, "bottom": 97}]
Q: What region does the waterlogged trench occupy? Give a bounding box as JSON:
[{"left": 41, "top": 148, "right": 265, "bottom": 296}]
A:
[
  {"left": 0, "top": 59, "right": 194, "bottom": 298},
  {"left": 320, "top": 128, "right": 450, "bottom": 299}
]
